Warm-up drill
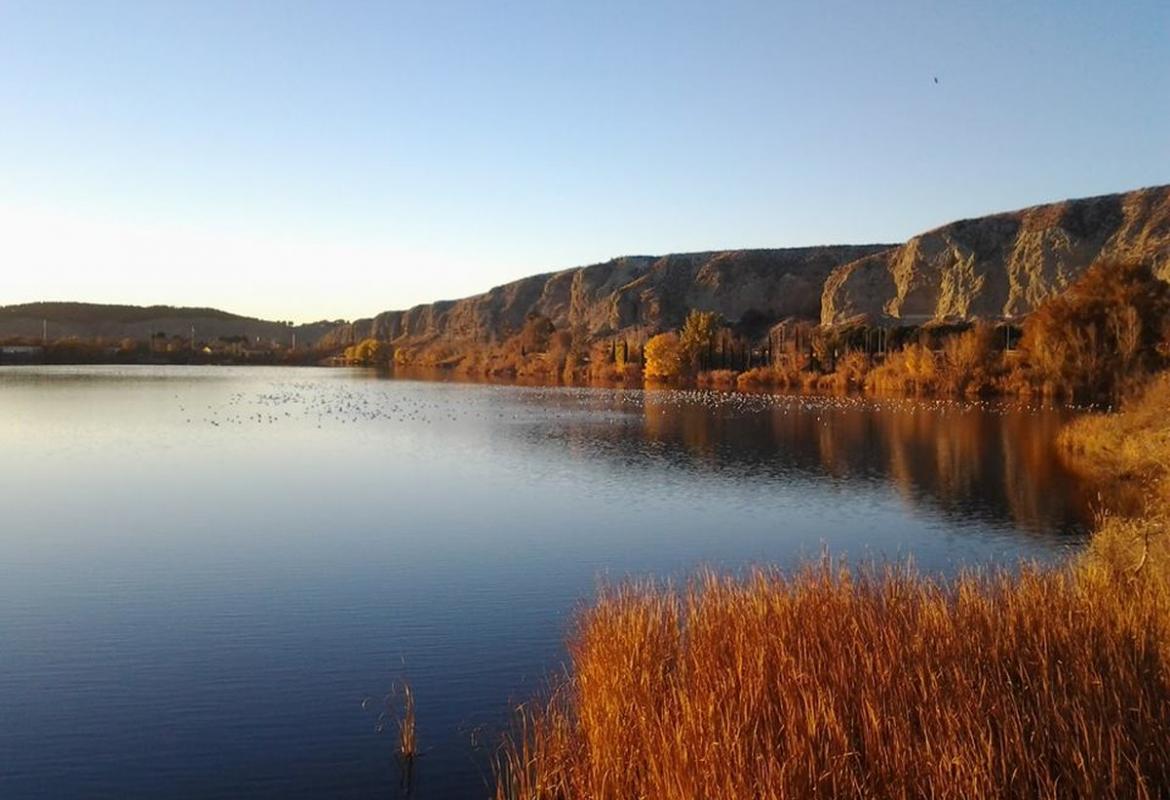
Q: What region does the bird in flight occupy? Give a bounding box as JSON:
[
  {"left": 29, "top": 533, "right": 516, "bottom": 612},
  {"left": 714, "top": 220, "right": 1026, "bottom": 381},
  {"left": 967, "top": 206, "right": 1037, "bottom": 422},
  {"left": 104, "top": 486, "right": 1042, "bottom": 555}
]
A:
[{"left": 933, "top": 76, "right": 939, "bottom": 84}]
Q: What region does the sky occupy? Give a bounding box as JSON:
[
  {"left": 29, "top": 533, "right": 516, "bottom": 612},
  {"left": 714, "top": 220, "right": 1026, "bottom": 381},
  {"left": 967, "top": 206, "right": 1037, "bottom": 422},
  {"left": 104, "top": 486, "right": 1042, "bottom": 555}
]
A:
[{"left": 1, "top": 1, "right": 1167, "bottom": 322}]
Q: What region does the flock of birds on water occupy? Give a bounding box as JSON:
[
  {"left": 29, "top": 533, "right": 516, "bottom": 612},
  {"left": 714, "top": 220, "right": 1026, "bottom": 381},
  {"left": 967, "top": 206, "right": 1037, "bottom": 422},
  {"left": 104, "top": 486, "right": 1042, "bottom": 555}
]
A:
[{"left": 173, "top": 375, "right": 1094, "bottom": 432}]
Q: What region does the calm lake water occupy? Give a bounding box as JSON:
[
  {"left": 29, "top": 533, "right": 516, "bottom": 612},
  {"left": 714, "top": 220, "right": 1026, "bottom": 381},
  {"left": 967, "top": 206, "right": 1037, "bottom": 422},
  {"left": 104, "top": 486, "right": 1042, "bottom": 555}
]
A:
[{"left": 0, "top": 365, "right": 1095, "bottom": 799}]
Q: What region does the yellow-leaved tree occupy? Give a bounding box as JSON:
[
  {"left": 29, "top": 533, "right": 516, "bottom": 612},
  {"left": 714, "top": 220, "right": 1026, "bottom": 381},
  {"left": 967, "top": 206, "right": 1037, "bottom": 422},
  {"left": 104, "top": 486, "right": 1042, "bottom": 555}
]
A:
[
  {"left": 346, "top": 338, "right": 389, "bottom": 366},
  {"left": 644, "top": 332, "right": 684, "bottom": 380}
]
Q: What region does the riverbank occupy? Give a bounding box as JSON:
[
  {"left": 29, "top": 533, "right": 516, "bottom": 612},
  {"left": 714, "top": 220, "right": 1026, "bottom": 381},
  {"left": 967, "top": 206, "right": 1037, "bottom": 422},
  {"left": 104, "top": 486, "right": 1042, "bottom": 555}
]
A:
[
  {"left": 1061, "top": 373, "right": 1170, "bottom": 583},
  {"left": 495, "top": 375, "right": 1170, "bottom": 799},
  {"left": 372, "top": 257, "right": 1170, "bottom": 409}
]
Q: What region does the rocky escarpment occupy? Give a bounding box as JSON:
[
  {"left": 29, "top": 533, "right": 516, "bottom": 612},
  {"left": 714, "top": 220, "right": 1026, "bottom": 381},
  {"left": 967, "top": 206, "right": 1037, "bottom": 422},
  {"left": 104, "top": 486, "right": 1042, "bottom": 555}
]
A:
[
  {"left": 821, "top": 185, "right": 1170, "bottom": 326},
  {"left": 321, "top": 245, "right": 892, "bottom": 348},
  {"left": 322, "top": 184, "right": 1170, "bottom": 349}
]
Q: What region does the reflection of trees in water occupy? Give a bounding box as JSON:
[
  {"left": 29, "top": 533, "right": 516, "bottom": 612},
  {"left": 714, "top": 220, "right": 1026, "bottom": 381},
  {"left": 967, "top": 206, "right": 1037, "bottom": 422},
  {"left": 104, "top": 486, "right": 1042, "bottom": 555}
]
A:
[
  {"left": 878, "top": 407, "right": 1093, "bottom": 535},
  {"left": 997, "top": 413, "right": 1098, "bottom": 534},
  {"left": 642, "top": 396, "right": 718, "bottom": 461},
  {"left": 514, "top": 390, "right": 1093, "bottom": 541},
  {"left": 634, "top": 395, "right": 1094, "bottom": 540},
  {"left": 881, "top": 409, "right": 989, "bottom": 514}
]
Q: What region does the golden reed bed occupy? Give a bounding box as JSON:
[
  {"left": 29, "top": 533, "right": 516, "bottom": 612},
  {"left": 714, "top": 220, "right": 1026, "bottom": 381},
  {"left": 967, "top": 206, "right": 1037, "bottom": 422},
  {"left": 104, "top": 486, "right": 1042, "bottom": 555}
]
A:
[
  {"left": 496, "top": 564, "right": 1169, "bottom": 799},
  {"left": 495, "top": 375, "right": 1170, "bottom": 799}
]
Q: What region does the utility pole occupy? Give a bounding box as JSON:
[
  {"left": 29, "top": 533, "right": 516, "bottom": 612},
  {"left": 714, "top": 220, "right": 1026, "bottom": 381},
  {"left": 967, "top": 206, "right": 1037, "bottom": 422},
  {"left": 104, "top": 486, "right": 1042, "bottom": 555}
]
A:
[{"left": 42, "top": 318, "right": 47, "bottom": 345}]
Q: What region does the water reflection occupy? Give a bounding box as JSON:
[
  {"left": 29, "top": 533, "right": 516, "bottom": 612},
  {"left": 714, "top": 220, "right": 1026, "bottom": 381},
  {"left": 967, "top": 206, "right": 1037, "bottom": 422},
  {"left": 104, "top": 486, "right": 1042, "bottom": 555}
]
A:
[
  {"left": 0, "top": 367, "right": 1096, "bottom": 800},
  {"left": 366, "top": 370, "right": 1095, "bottom": 544},
  {"left": 531, "top": 390, "right": 1093, "bottom": 545}
]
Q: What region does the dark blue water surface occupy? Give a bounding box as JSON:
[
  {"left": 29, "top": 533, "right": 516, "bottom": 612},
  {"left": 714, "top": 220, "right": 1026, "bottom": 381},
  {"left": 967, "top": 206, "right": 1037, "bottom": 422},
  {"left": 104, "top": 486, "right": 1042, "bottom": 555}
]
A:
[{"left": 0, "top": 366, "right": 1094, "bottom": 798}]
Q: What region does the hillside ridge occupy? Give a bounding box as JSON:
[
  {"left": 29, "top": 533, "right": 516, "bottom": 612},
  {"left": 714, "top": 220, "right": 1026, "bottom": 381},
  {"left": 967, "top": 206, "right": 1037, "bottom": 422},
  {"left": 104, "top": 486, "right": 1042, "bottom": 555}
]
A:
[
  {"left": 0, "top": 301, "right": 340, "bottom": 345},
  {"left": 8, "top": 185, "right": 1168, "bottom": 350},
  {"left": 320, "top": 244, "right": 894, "bottom": 348},
  {"left": 822, "top": 184, "right": 1170, "bottom": 325},
  {"left": 326, "top": 184, "right": 1170, "bottom": 349}
]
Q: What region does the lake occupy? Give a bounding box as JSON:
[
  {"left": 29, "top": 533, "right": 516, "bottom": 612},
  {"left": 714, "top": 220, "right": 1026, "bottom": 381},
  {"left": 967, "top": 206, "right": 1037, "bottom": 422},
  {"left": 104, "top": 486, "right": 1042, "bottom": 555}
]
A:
[{"left": 0, "top": 365, "right": 1095, "bottom": 799}]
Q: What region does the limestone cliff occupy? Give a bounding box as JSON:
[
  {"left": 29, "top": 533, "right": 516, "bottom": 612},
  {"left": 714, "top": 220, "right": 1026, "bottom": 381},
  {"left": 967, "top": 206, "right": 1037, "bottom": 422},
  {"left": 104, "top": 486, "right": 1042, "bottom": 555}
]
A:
[
  {"left": 821, "top": 185, "right": 1170, "bottom": 326},
  {"left": 325, "top": 184, "right": 1170, "bottom": 349},
  {"left": 321, "top": 245, "right": 891, "bottom": 348}
]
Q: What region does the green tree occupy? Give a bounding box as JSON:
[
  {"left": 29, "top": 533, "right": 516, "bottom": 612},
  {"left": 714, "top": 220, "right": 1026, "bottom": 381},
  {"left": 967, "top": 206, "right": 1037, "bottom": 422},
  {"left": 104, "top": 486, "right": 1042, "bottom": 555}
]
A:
[{"left": 679, "top": 310, "right": 723, "bottom": 369}]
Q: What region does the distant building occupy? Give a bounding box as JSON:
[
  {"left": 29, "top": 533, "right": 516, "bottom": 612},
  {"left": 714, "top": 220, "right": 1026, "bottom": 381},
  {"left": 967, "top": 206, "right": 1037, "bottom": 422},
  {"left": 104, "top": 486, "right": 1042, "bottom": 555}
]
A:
[{"left": 0, "top": 345, "right": 44, "bottom": 363}]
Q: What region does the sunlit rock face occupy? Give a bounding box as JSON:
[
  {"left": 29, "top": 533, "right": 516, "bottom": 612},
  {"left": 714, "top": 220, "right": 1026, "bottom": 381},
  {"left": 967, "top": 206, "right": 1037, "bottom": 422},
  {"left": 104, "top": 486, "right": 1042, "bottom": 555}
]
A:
[
  {"left": 323, "top": 184, "right": 1170, "bottom": 349},
  {"left": 820, "top": 185, "right": 1170, "bottom": 326},
  {"left": 321, "top": 245, "right": 890, "bottom": 348}
]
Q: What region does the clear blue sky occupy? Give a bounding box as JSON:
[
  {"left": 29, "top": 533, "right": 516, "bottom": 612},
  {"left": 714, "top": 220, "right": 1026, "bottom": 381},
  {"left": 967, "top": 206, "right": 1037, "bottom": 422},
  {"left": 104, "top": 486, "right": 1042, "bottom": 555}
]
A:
[{"left": 1, "top": 0, "right": 1166, "bottom": 322}]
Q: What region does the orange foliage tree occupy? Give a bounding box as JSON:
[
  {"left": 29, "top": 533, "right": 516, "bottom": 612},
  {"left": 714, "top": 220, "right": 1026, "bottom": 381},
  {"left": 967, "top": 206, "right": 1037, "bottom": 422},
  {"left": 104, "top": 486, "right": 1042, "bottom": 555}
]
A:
[{"left": 1021, "top": 260, "right": 1170, "bottom": 398}]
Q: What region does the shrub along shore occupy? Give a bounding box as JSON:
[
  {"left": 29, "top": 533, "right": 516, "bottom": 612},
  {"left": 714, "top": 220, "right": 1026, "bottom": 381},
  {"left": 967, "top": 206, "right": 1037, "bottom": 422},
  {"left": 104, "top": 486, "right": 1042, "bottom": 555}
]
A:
[
  {"left": 377, "top": 259, "right": 1170, "bottom": 406},
  {"left": 492, "top": 374, "right": 1170, "bottom": 799}
]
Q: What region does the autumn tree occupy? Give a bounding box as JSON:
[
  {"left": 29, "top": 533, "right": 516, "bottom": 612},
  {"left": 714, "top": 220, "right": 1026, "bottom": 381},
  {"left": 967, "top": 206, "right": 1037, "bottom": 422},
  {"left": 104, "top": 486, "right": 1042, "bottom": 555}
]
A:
[
  {"left": 939, "top": 322, "right": 998, "bottom": 394},
  {"left": 644, "top": 332, "right": 684, "bottom": 380},
  {"left": 1021, "top": 260, "right": 1170, "bottom": 398},
  {"left": 346, "top": 338, "right": 389, "bottom": 366}
]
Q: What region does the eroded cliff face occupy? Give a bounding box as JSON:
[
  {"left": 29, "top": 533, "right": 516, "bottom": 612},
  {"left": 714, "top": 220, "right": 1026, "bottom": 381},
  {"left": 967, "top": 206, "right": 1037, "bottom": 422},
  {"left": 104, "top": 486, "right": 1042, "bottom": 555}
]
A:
[
  {"left": 323, "top": 184, "right": 1170, "bottom": 348},
  {"left": 321, "top": 245, "right": 890, "bottom": 347},
  {"left": 821, "top": 185, "right": 1170, "bottom": 326}
]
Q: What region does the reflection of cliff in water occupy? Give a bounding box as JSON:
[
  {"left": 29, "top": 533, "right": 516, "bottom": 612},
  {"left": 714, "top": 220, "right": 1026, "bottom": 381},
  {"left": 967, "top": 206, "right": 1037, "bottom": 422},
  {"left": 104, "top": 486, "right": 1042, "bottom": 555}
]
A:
[{"left": 534, "top": 391, "right": 1095, "bottom": 542}]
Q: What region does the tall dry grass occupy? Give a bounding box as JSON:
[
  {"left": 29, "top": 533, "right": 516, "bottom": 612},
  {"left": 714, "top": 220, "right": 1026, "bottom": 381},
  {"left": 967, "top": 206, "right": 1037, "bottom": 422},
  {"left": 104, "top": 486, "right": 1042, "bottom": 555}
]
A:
[
  {"left": 497, "top": 563, "right": 1170, "bottom": 800},
  {"left": 1060, "top": 372, "right": 1170, "bottom": 485},
  {"left": 696, "top": 369, "right": 739, "bottom": 389},
  {"left": 496, "top": 373, "right": 1170, "bottom": 800},
  {"left": 1062, "top": 372, "right": 1170, "bottom": 587}
]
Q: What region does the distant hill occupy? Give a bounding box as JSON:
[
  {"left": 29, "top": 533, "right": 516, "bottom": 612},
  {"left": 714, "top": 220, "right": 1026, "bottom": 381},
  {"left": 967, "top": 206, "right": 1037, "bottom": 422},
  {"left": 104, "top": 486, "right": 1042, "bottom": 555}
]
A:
[{"left": 0, "top": 302, "right": 341, "bottom": 346}]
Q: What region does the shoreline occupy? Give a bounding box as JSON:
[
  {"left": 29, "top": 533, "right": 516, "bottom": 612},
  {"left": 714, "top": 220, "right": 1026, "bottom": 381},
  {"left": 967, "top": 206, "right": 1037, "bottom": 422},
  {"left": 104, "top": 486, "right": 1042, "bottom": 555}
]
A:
[{"left": 492, "top": 373, "right": 1170, "bottom": 798}]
